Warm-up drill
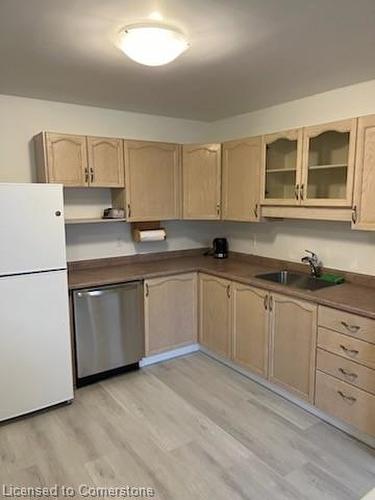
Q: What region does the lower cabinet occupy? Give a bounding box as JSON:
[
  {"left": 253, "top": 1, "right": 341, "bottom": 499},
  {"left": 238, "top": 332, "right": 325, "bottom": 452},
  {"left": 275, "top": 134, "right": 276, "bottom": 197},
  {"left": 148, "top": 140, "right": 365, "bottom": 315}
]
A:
[
  {"left": 144, "top": 273, "right": 198, "bottom": 356},
  {"left": 199, "top": 274, "right": 232, "bottom": 357},
  {"left": 199, "top": 276, "right": 317, "bottom": 403},
  {"left": 232, "top": 283, "right": 269, "bottom": 377},
  {"left": 269, "top": 294, "right": 317, "bottom": 402}
]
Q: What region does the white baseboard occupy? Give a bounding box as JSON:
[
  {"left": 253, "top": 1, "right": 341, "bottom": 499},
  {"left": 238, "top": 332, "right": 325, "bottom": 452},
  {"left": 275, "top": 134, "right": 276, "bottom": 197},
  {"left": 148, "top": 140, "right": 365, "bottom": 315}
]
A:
[
  {"left": 199, "top": 346, "right": 375, "bottom": 449},
  {"left": 140, "top": 344, "right": 200, "bottom": 367}
]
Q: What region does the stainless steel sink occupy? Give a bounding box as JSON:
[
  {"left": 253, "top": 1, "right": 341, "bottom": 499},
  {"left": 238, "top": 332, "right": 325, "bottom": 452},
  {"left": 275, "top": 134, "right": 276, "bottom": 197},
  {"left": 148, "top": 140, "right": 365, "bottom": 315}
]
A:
[{"left": 255, "top": 270, "right": 337, "bottom": 291}]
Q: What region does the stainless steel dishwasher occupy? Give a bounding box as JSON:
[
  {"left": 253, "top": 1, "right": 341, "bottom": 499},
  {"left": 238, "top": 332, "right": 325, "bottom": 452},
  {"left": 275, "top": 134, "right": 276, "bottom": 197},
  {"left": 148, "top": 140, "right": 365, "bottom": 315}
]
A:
[{"left": 73, "top": 281, "right": 144, "bottom": 386}]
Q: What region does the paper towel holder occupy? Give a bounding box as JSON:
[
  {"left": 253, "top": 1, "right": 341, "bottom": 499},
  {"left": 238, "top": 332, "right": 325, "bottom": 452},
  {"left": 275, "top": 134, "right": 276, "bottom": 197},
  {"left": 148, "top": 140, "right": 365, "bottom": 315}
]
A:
[{"left": 131, "top": 221, "right": 166, "bottom": 242}]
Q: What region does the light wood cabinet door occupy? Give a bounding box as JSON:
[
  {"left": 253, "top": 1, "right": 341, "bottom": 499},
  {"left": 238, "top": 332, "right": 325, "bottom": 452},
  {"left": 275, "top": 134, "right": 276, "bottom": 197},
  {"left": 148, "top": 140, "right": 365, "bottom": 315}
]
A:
[
  {"left": 42, "top": 132, "right": 88, "bottom": 186},
  {"left": 87, "top": 137, "right": 124, "bottom": 188},
  {"left": 261, "top": 129, "right": 303, "bottom": 206},
  {"left": 182, "top": 144, "right": 221, "bottom": 219},
  {"left": 352, "top": 114, "right": 375, "bottom": 230},
  {"left": 144, "top": 273, "right": 197, "bottom": 356},
  {"left": 124, "top": 140, "right": 181, "bottom": 221},
  {"left": 269, "top": 293, "right": 317, "bottom": 402},
  {"left": 232, "top": 283, "right": 269, "bottom": 377},
  {"left": 199, "top": 274, "right": 232, "bottom": 358},
  {"left": 222, "top": 137, "right": 262, "bottom": 221},
  {"left": 301, "top": 119, "right": 357, "bottom": 207}
]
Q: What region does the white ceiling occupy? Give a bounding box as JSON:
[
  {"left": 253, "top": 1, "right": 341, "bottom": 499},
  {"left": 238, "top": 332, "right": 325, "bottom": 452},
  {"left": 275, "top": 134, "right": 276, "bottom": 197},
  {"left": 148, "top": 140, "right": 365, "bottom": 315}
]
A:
[{"left": 1, "top": 0, "right": 375, "bottom": 121}]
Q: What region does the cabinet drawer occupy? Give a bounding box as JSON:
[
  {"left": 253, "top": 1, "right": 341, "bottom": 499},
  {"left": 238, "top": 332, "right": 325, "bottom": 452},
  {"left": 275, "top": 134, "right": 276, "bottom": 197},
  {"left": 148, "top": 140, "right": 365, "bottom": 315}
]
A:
[
  {"left": 318, "top": 327, "right": 375, "bottom": 370},
  {"left": 317, "top": 348, "right": 375, "bottom": 395},
  {"left": 315, "top": 371, "right": 375, "bottom": 436},
  {"left": 319, "top": 306, "right": 375, "bottom": 344}
]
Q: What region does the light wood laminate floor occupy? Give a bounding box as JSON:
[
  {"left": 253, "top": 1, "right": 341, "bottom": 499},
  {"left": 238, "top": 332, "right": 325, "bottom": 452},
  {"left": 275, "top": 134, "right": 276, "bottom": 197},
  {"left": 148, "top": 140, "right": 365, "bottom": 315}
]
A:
[{"left": 1, "top": 353, "right": 374, "bottom": 499}]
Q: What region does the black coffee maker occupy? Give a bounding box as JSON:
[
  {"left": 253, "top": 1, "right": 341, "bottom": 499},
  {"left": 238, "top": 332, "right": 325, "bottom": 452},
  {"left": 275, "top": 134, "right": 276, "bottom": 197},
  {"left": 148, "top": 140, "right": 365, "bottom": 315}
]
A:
[{"left": 212, "top": 238, "right": 228, "bottom": 259}]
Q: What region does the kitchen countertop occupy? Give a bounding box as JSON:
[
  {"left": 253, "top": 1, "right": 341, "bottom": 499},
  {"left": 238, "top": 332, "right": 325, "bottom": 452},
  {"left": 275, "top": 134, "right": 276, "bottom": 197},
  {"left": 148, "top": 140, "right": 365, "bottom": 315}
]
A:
[{"left": 68, "top": 252, "right": 375, "bottom": 319}]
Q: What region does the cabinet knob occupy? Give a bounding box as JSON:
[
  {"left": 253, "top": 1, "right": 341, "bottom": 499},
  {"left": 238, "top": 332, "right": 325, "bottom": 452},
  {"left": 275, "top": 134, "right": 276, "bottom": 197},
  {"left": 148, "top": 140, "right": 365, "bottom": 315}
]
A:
[
  {"left": 352, "top": 206, "right": 358, "bottom": 224},
  {"left": 337, "top": 390, "right": 356, "bottom": 404},
  {"left": 340, "top": 344, "right": 359, "bottom": 356},
  {"left": 338, "top": 367, "right": 358, "bottom": 379},
  {"left": 55, "top": 210, "right": 62, "bottom": 217},
  {"left": 226, "top": 284, "right": 231, "bottom": 299},
  {"left": 295, "top": 184, "right": 300, "bottom": 201},
  {"left": 253, "top": 204, "right": 259, "bottom": 218},
  {"left": 341, "top": 321, "right": 360, "bottom": 333}
]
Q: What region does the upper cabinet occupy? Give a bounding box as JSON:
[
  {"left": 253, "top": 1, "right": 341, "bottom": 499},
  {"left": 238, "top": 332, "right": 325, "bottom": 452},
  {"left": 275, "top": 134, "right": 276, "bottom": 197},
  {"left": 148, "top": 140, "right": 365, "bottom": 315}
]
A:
[
  {"left": 260, "top": 120, "right": 357, "bottom": 210},
  {"left": 87, "top": 137, "right": 124, "bottom": 188},
  {"left": 35, "top": 132, "right": 88, "bottom": 186},
  {"left": 123, "top": 140, "right": 181, "bottom": 221},
  {"left": 301, "top": 119, "right": 357, "bottom": 207},
  {"left": 34, "top": 132, "right": 125, "bottom": 188},
  {"left": 261, "top": 129, "right": 303, "bottom": 206},
  {"left": 182, "top": 144, "right": 221, "bottom": 220},
  {"left": 222, "top": 136, "right": 262, "bottom": 221},
  {"left": 352, "top": 115, "right": 375, "bottom": 230}
]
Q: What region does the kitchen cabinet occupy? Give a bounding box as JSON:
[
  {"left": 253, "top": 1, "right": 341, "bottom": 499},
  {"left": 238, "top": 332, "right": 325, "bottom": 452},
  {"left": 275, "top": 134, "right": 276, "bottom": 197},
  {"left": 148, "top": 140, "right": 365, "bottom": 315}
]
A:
[
  {"left": 301, "top": 119, "right": 357, "bottom": 207},
  {"left": 182, "top": 144, "right": 221, "bottom": 219},
  {"left": 260, "top": 120, "right": 356, "bottom": 210},
  {"left": 144, "top": 273, "right": 197, "bottom": 356},
  {"left": 352, "top": 114, "right": 375, "bottom": 230},
  {"left": 269, "top": 293, "right": 317, "bottom": 402},
  {"left": 232, "top": 283, "right": 269, "bottom": 377},
  {"left": 34, "top": 132, "right": 125, "bottom": 188},
  {"left": 87, "top": 137, "right": 124, "bottom": 188},
  {"left": 199, "top": 274, "right": 232, "bottom": 357},
  {"left": 222, "top": 137, "right": 262, "bottom": 221},
  {"left": 261, "top": 129, "right": 303, "bottom": 206},
  {"left": 35, "top": 132, "right": 88, "bottom": 186},
  {"left": 122, "top": 140, "right": 181, "bottom": 221}
]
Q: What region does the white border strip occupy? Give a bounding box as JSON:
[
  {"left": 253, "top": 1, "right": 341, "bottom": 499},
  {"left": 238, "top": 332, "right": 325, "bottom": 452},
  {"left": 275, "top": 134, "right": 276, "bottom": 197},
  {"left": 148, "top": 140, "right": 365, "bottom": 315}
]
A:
[{"left": 140, "top": 343, "right": 199, "bottom": 367}]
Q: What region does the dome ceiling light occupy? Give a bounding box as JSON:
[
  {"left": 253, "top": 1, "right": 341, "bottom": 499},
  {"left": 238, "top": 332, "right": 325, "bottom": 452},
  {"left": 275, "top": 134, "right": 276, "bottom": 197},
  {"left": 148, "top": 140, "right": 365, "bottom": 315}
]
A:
[{"left": 119, "top": 24, "right": 190, "bottom": 67}]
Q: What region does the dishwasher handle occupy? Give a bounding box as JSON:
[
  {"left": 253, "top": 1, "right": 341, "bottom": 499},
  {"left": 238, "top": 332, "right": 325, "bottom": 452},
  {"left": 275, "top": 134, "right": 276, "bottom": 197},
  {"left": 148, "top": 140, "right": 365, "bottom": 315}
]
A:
[{"left": 75, "top": 282, "right": 142, "bottom": 298}]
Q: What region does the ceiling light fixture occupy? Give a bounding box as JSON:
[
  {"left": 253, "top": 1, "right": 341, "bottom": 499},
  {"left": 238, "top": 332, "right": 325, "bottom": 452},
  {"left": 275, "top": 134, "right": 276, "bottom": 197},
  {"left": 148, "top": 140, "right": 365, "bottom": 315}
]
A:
[{"left": 119, "top": 24, "right": 190, "bottom": 66}]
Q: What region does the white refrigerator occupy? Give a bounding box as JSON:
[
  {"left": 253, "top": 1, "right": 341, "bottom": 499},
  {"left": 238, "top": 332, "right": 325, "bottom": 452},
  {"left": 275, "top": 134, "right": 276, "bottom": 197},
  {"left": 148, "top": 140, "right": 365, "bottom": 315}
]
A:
[{"left": 0, "top": 183, "right": 74, "bottom": 422}]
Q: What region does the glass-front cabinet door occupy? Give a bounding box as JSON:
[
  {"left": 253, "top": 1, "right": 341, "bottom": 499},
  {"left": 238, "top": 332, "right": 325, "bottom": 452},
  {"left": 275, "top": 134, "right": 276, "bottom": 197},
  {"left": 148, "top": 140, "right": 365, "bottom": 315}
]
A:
[
  {"left": 261, "top": 129, "right": 303, "bottom": 205},
  {"left": 301, "top": 119, "right": 357, "bottom": 207}
]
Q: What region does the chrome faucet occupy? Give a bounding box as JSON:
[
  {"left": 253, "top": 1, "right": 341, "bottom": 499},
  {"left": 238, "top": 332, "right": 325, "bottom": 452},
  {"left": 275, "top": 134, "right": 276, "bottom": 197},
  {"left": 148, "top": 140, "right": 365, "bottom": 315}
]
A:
[{"left": 301, "top": 250, "right": 322, "bottom": 278}]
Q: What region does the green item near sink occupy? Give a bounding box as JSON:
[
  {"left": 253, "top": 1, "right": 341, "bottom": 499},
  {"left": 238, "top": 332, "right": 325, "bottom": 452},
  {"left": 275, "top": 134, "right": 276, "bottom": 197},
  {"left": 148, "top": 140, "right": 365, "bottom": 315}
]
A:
[{"left": 318, "top": 273, "right": 345, "bottom": 285}]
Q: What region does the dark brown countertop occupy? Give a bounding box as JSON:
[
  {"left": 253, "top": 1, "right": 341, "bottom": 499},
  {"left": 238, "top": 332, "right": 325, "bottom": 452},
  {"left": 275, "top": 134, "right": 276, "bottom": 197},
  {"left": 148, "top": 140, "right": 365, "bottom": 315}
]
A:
[{"left": 68, "top": 251, "right": 375, "bottom": 319}]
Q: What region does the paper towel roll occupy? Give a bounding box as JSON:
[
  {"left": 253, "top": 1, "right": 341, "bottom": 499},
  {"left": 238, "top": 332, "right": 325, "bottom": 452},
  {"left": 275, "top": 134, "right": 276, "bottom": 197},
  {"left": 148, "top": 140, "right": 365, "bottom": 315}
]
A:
[{"left": 138, "top": 229, "right": 166, "bottom": 242}]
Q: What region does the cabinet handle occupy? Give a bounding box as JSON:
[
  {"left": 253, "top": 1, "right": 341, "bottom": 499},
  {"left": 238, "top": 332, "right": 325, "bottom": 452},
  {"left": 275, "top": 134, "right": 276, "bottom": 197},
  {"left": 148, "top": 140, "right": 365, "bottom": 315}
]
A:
[
  {"left": 340, "top": 344, "right": 359, "bottom": 356},
  {"left": 299, "top": 184, "right": 305, "bottom": 200},
  {"left": 337, "top": 390, "right": 357, "bottom": 403},
  {"left": 127, "top": 204, "right": 131, "bottom": 218},
  {"left": 352, "top": 205, "right": 358, "bottom": 224},
  {"left": 253, "top": 204, "right": 259, "bottom": 218},
  {"left": 269, "top": 295, "right": 273, "bottom": 312},
  {"left": 341, "top": 321, "right": 360, "bottom": 333},
  {"left": 216, "top": 202, "right": 221, "bottom": 216},
  {"left": 145, "top": 283, "right": 149, "bottom": 297},
  {"left": 338, "top": 367, "right": 358, "bottom": 379},
  {"left": 295, "top": 184, "right": 300, "bottom": 200},
  {"left": 264, "top": 294, "right": 268, "bottom": 310},
  {"left": 226, "top": 285, "right": 231, "bottom": 299},
  {"left": 90, "top": 167, "right": 94, "bottom": 183},
  {"left": 84, "top": 167, "right": 89, "bottom": 183}
]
